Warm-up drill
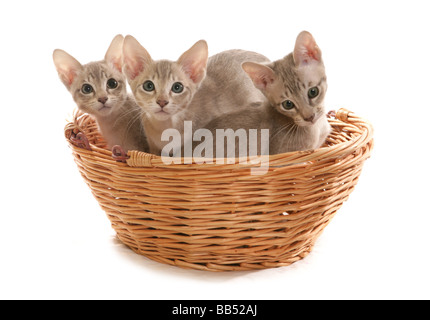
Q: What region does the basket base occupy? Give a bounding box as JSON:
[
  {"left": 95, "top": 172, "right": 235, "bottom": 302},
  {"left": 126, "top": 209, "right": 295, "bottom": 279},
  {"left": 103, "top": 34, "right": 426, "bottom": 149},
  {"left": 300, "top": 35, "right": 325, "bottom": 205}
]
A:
[{"left": 115, "top": 232, "right": 316, "bottom": 272}]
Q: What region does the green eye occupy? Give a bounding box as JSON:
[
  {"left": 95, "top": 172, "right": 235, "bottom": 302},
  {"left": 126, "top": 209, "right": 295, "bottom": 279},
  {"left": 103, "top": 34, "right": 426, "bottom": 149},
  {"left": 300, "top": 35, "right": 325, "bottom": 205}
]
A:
[
  {"left": 143, "top": 80, "right": 155, "bottom": 92},
  {"left": 281, "top": 100, "right": 295, "bottom": 110},
  {"left": 171, "top": 82, "right": 184, "bottom": 93},
  {"left": 107, "top": 78, "right": 118, "bottom": 89},
  {"left": 81, "top": 84, "right": 94, "bottom": 94},
  {"left": 308, "top": 87, "right": 319, "bottom": 99}
]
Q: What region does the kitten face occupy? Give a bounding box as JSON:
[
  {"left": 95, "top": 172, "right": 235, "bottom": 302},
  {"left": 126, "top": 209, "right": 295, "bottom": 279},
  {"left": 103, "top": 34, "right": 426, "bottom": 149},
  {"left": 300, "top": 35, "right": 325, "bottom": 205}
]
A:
[
  {"left": 129, "top": 60, "right": 198, "bottom": 121},
  {"left": 268, "top": 55, "right": 327, "bottom": 127},
  {"left": 53, "top": 34, "right": 127, "bottom": 118},
  {"left": 69, "top": 62, "right": 127, "bottom": 117},
  {"left": 123, "top": 36, "right": 208, "bottom": 122},
  {"left": 243, "top": 31, "right": 327, "bottom": 127}
]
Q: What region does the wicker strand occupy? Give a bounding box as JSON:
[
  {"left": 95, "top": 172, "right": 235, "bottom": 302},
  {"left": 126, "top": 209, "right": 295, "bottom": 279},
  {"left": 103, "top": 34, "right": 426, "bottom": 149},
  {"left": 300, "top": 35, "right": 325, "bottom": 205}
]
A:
[
  {"left": 336, "top": 108, "right": 351, "bottom": 122},
  {"left": 126, "top": 150, "right": 155, "bottom": 167}
]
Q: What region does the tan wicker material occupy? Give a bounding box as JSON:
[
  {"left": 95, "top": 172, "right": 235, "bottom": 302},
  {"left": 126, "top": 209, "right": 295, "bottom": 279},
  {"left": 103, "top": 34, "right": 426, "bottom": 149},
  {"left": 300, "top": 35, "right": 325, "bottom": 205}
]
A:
[{"left": 64, "top": 108, "right": 374, "bottom": 271}]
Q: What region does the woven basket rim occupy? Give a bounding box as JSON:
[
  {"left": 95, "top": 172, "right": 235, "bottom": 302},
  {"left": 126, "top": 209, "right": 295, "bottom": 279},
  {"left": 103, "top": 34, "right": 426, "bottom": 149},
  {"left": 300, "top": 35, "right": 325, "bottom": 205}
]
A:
[{"left": 64, "top": 108, "right": 374, "bottom": 169}]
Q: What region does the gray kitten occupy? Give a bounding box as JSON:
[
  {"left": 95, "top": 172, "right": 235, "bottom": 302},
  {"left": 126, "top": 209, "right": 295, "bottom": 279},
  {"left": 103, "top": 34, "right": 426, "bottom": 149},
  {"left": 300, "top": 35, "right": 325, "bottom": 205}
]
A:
[
  {"left": 122, "top": 36, "right": 269, "bottom": 156},
  {"left": 203, "top": 31, "right": 331, "bottom": 156},
  {"left": 53, "top": 35, "right": 149, "bottom": 153}
]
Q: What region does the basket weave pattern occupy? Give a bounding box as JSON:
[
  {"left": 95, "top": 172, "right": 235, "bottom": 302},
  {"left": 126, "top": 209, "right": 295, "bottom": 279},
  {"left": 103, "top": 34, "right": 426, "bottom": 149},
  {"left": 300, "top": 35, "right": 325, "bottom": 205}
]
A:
[{"left": 64, "top": 108, "right": 373, "bottom": 271}]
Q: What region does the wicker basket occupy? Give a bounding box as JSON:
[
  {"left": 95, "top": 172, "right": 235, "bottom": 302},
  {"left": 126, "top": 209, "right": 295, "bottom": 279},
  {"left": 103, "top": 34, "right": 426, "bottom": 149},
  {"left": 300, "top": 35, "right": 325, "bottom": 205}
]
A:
[{"left": 64, "top": 108, "right": 373, "bottom": 271}]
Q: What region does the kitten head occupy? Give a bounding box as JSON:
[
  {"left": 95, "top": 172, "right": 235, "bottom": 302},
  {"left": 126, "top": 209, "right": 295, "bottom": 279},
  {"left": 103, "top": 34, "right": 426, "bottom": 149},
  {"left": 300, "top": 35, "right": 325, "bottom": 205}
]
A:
[
  {"left": 123, "top": 35, "right": 208, "bottom": 121},
  {"left": 53, "top": 34, "right": 128, "bottom": 118},
  {"left": 242, "top": 31, "right": 327, "bottom": 127}
]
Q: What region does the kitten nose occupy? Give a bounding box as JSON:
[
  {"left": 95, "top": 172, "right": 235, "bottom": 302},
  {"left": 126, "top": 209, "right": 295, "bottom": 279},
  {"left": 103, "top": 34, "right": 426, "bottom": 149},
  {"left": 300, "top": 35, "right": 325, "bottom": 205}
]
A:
[
  {"left": 98, "top": 97, "right": 108, "bottom": 104},
  {"left": 304, "top": 114, "right": 315, "bottom": 123},
  {"left": 157, "top": 99, "right": 169, "bottom": 108}
]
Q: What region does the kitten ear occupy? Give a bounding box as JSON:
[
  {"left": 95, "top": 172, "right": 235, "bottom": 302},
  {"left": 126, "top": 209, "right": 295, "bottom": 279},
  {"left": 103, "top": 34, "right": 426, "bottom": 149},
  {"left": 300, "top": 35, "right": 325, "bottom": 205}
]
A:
[
  {"left": 177, "top": 40, "right": 208, "bottom": 84},
  {"left": 242, "top": 62, "right": 276, "bottom": 92},
  {"left": 293, "top": 31, "right": 322, "bottom": 66},
  {"left": 105, "top": 34, "right": 124, "bottom": 73},
  {"left": 123, "top": 35, "right": 152, "bottom": 81},
  {"left": 52, "top": 49, "right": 83, "bottom": 90}
]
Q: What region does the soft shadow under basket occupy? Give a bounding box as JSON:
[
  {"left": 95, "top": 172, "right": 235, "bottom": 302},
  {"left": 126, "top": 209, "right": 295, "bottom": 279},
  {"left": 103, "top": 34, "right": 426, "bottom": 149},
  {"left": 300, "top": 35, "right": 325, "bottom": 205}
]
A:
[{"left": 64, "top": 108, "right": 374, "bottom": 271}]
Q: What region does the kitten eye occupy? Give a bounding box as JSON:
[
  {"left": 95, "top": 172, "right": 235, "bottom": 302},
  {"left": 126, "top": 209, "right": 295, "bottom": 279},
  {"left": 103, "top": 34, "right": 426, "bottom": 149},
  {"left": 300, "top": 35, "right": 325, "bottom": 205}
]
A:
[
  {"left": 107, "top": 78, "right": 118, "bottom": 89},
  {"left": 308, "top": 87, "right": 319, "bottom": 99},
  {"left": 81, "top": 84, "right": 94, "bottom": 94},
  {"left": 143, "top": 80, "right": 155, "bottom": 92},
  {"left": 171, "top": 82, "right": 184, "bottom": 94},
  {"left": 281, "top": 100, "right": 295, "bottom": 110}
]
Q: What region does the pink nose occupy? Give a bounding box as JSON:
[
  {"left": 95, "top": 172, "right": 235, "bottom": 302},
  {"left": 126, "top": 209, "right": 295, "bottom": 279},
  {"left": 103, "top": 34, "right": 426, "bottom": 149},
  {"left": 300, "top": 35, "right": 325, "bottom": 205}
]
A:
[
  {"left": 157, "top": 99, "right": 169, "bottom": 108},
  {"left": 98, "top": 97, "right": 108, "bottom": 104},
  {"left": 304, "top": 114, "right": 315, "bottom": 123}
]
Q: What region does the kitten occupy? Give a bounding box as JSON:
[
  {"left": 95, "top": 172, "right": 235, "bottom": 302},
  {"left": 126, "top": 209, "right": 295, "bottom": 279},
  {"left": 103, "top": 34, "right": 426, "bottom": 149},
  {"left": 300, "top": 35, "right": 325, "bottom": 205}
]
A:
[
  {"left": 203, "top": 31, "right": 331, "bottom": 157},
  {"left": 122, "top": 36, "right": 269, "bottom": 155},
  {"left": 53, "top": 34, "right": 149, "bottom": 153}
]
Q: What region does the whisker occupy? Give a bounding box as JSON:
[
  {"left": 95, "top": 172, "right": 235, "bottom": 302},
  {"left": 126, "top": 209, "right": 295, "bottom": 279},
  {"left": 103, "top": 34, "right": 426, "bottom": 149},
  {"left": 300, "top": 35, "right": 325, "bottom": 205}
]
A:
[
  {"left": 113, "top": 106, "right": 141, "bottom": 128},
  {"left": 271, "top": 122, "right": 296, "bottom": 141},
  {"left": 123, "top": 110, "right": 144, "bottom": 141}
]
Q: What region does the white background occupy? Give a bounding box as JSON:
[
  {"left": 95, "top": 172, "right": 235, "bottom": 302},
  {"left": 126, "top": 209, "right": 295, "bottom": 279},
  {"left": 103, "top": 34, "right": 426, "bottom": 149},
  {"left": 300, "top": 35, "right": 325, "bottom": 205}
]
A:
[{"left": 1, "top": 0, "right": 429, "bottom": 300}]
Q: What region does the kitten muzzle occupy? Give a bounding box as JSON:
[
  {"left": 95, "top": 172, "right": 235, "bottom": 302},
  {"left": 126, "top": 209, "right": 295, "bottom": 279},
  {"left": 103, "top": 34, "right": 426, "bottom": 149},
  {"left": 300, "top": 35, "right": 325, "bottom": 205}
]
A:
[
  {"left": 98, "top": 97, "right": 108, "bottom": 104},
  {"left": 98, "top": 104, "right": 112, "bottom": 112},
  {"left": 299, "top": 112, "right": 322, "bottom": 126},
  {"left": 304, "top": 114, "right": 315, "bottom": 123},
  {"left": 153, "top": 109, "right": 172, "bottom": 121},
  {"left": 156, "top": 99, "right": 169, "bottom": 108}
]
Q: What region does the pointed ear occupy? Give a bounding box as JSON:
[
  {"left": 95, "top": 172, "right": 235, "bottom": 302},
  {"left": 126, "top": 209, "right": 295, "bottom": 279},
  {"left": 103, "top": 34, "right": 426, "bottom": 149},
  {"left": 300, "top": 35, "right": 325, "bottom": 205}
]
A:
[
  {"left": 105, "top": 34, "right": 124, "bottom": 73},
  {"left": 293, "top": 31, "right": 322, "bottom": 66},
  {"left": 242, "top": 61, "right": 276, "bottom": 92},
  {"left": 52, "top": 49, "right": 83, "bottom": 90},
  {"left": 177, "top": 40, "right": 208, "bottom": 84},
  {"left": 122, "top": 35, "right": 152, "bottom": 81}
]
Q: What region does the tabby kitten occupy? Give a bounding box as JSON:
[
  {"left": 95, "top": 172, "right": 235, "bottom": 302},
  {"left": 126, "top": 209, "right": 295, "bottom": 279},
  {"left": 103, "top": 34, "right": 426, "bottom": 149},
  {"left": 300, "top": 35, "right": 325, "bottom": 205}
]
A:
[
  {"left": 204, "top": 31, "right": 331, "bottom": 156},
  {"left": 122, "top": 36, "right": 269, "bottom": 155},
  {"left": 53, "top": 35, "right": 149, "bottom": 152}
]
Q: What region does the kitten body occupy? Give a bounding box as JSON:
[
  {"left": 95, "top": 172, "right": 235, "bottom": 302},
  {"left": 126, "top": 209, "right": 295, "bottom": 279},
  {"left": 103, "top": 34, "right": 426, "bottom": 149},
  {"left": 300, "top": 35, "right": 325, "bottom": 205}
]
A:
[
  {"left": 203, "top": 31, "right": 331, "bottom": 156},
  {"left": 123, "top": 37, "right": 269, "bottom": 155},
  {"left": 53, "top": 35, "right": 149, "bottom": 152}
]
